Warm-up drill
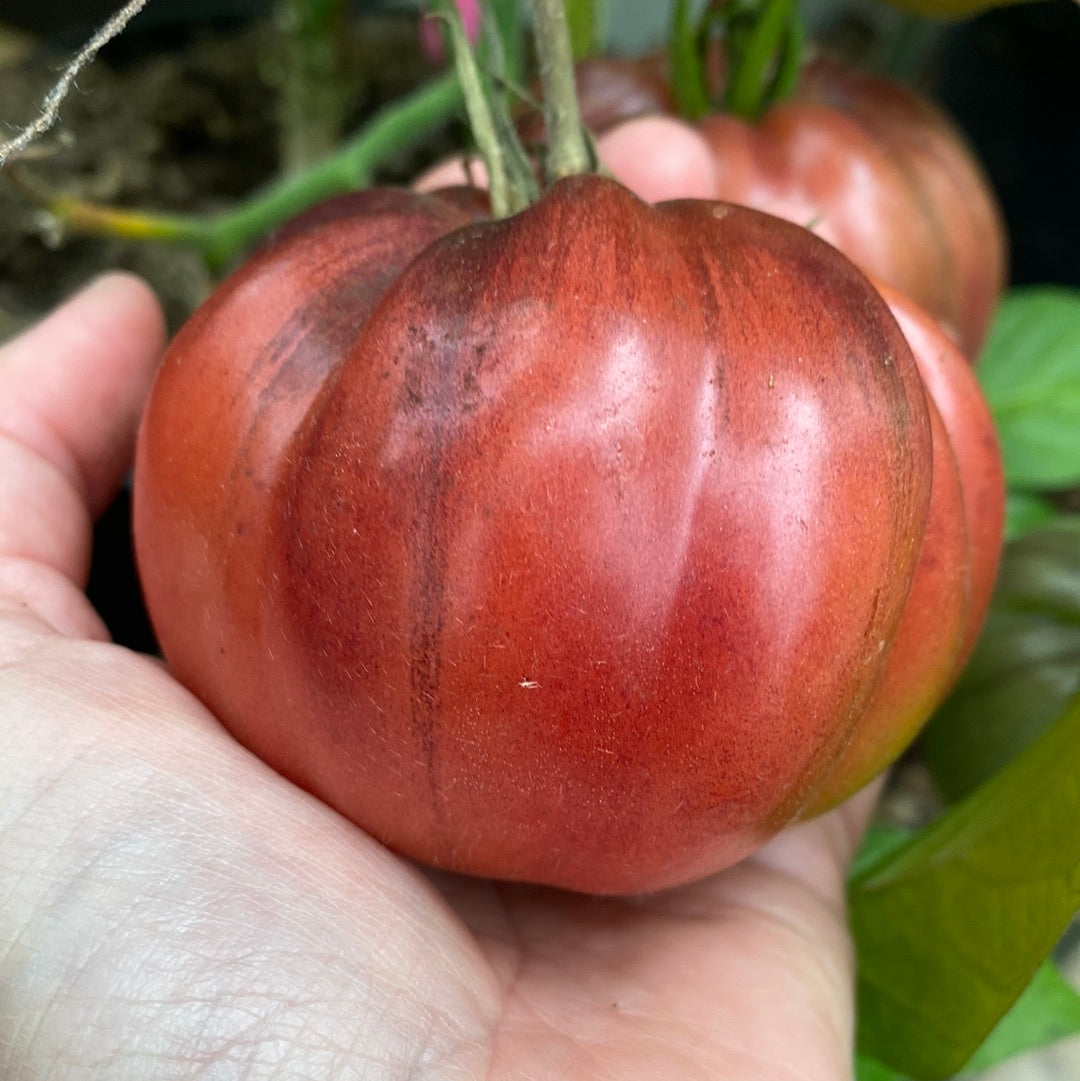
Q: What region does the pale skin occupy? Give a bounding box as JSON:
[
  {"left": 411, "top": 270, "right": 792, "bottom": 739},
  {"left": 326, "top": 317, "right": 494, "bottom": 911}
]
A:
[{"left": 1, "top": 124, "right": 880, "bottom": 1079}]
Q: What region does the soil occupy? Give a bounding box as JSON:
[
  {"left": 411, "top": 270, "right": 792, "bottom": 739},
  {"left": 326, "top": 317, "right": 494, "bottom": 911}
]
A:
[{"left": 0, "top": 10, "right": 459, "bottom": 337}]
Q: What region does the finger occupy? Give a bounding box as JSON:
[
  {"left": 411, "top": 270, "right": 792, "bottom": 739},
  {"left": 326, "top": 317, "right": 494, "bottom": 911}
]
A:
[
  {"left": 0, "top": 274, "right": 165, "bottom": 640},
  {"left": 596, "top": 116, "right": 718, "bottom": 202},
  {"left": 0, "top": 272, "right": 166, "bottom": 519},
  {"left": 413, "top": 155, "right": 487, "bottom": 193},
  {"left": 751, "top": 776, "right": 887, "bottom": 904}
]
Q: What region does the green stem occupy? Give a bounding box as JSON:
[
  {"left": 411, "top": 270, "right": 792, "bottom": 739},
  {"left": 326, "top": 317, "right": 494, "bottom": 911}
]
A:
[
  {"left": 566, "top": 0, "right": 603, "bottom": 59},
  {"left": 478, "top": 2, "right": 540, "bottom": 210},
  {"left": 435, "top": 0, "right": 518, "bottom": 218},
  {"left": 529, "top": 0, "right": 591, "bottom": 181},
  {"left": 274, "top": 0, "right": 352, "bottom": 173},
  {"left": 724, "top": 0, "right": 803, "bottom": 121},
  {"left": 42, "top": 70, "right": 463, "bottom": 268},
  {"left": 669, "top": 0, "right": 710, "bottom": 121},
  {"left": 46, "top": 198, "right": 216, "bottom": 247}
]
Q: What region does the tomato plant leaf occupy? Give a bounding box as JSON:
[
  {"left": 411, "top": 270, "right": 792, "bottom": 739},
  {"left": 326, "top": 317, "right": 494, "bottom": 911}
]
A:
[
  {"left": 964, "top": 960, "right": 1080, "bottom": 1072},
  {"left": 1005, "top": 491, "right": 1059, "bottom": 540},
  {"left": 851, "top": 690, "right": 1080, "bottom": 1079},
  {"left": 851, "top": 823, "right": 916, "bottom": 878},
  {"left": 855, "top": 960, "right": 1080, "bottom": 1080},
  {"left": 978, "top": 287, "right": 1080, "bottom": 490},
  {"left": 922, "top": 517, "right": 1080, "bottom": 802},
  {"left": 856, "top": 1053, "right": 906, "bottom": 1081}
]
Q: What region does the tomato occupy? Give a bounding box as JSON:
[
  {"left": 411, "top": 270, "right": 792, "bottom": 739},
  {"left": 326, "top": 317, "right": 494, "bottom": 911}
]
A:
[
  {"left": 575, "top": 53, "right": 1006, "bottom": 358},
  {"left": 804, "top": 282, "right": 1005, "bottom": 813},
  {"left": 134, "top": 175, "right": 939, "bottom": 894}
]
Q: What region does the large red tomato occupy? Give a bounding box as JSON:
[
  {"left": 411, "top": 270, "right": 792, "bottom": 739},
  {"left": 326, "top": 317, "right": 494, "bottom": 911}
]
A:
[
  {"left": 570, "top": 53, "right": 1006, "bottom": 358},
  {"left": 135, "top": 176, "right": 937, "bottom": 895}
]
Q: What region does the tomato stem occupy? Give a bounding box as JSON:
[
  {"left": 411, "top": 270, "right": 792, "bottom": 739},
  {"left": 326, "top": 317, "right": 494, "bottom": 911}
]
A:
[
  {"left": 272, "top": 0, "right": 352, "bottom": 174},
  {"left": 529, "top": 0, "right": 593, "bottom": 180},
  {"left": 20, "top": 69, "right": 463, "bottom": 269},
  {"left": 435, "top": 0, "right": 520, "bottom": 217},
  {"left": 669, "top": 0, "right": 711, "bottom": 121},
  {"left": 475, "top": 1, "right": 540, "bottom": 211},
  {"left": 723, "top": 0, "right": 803, "bottom": 121}
]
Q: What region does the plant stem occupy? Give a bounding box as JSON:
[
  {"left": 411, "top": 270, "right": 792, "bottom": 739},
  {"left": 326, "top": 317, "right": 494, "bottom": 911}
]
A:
[
  {"left": 274, "top": 0, "right": 352, "bottom": 174},
  {"left": 529, "top": 0, "right": 591, "bottom": 181},
  {"left": 565, "top": 0, "right": 604, "bottom": 59},
  {"left": 723, "top": 0, "right": 804, "bottom": 121},
  {"left": 45, "top": 198, "right": 215, "bottom": 246},
  {"left": 436, "top": 0, "right": 517, "bottom": 217},
  {"left": 478, "top": 2, "right": 540, "bottom": 211},
  {"left": 37, "top": 69, "right": 463, "bottom": 268},
  {"left": 668, "top": 0, "right": 710, "bottom": 121}
]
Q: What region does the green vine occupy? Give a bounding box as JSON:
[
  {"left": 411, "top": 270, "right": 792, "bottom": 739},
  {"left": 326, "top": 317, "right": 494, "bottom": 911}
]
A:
[
  {"left": 273, "top": 0, "right": 353, "bottom": 173},
  {"left": 33, "top": 69, "right": 463, "bottom": 269},
  {"left": 530, "top": 0, "right": 593, "bottom": 181},
  {"left": 668, "top": 0, "right": 806, "bottom": 123}
]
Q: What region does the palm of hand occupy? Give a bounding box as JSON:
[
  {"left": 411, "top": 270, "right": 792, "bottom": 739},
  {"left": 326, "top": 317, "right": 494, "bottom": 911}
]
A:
[{"left": 0, "top": 276, "right": 868, "bottom": 1080}]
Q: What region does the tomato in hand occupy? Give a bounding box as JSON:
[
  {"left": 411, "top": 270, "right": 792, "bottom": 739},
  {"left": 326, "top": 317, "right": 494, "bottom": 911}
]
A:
[{"left": 135, "top": 175, "right": 941, "bottom": 894}]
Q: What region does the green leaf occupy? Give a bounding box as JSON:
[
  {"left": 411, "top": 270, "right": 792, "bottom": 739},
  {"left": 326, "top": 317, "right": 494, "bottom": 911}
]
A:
[
  {"left": 854, "top": 961, "right": 1080, "bottom": 1080},
  {"left": 964, "top": 960, "right": 1080, "bottom": 1072},
  {"left": 564, "top": 0, "right": 604, "bottom": 57},
  {"left": 669, "top": 0, "right": 711, "bottom": 120},
  {"left": 978, "top": 287, "right": 1080, "bottom": 490},
  {"left": 851, "top": 691, "right": 1080, "bottom": 1079},
  {"left": 851, "top": 823, "right": 916, "bottom": 879},
  {"left": 856, "top": 1053, "right": 907, "bottom": 1081},
  {"left": 1005, "top": 491, "right": 1059, "bottom": 540},
  {"left": 487, "top": 0, "right": 527, "bottom": 83},
  {"left": 922, "top": 517, "right": 1080, "bottom": 803}
]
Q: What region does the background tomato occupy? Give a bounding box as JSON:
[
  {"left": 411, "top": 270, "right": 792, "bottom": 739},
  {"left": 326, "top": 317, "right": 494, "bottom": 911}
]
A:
[
  {"left": 135, "top": 175, "right": 935, "bottom": 895},
  {"left": 571, "top": 52, "right": 1006, "bottom": 358}
]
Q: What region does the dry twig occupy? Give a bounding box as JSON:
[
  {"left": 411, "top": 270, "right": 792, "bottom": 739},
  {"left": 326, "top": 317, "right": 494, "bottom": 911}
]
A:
[{"left": 0, "top": 0, "right": 153, "bottom": 168}]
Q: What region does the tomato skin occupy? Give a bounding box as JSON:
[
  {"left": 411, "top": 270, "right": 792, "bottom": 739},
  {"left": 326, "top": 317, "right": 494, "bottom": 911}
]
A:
[
  {"left": 135, "top": 175, "right": 935, "bottom": 894},
  {"left": 805, "top": 285, "right": 1005, "bottom": 813},
  {"left": 575, "top": 54, "right": 1006, "bottom": 358},
  {"left": 879, "top": 285, "right": 1006, "bottom": 665},
  {"left": 766, "top": 57, "right": 1006, "bottom": 358}
]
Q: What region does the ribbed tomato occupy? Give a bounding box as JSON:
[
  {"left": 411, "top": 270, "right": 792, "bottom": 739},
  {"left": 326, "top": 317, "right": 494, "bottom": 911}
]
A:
[{"left": 136, "top": 176, "right": 955, "bottom": 894}]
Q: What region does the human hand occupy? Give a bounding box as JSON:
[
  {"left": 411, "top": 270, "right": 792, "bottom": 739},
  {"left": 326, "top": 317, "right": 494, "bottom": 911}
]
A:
[{"left": 1, "top": 273, "right": 875, "bottom": 1080}]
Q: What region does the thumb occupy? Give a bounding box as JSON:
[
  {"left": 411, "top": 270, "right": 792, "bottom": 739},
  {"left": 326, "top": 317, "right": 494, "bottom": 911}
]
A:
[{"left": 0, "top": 273, "right": 165, "bottom": 640}]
